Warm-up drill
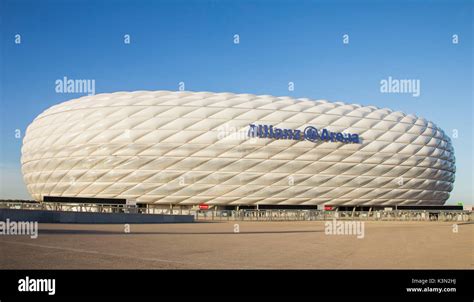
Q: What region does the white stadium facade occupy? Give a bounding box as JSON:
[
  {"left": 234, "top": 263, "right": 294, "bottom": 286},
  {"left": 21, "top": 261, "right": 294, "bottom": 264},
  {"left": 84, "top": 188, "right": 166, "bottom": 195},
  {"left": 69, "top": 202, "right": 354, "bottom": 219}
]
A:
[{"left": 21, "top": 91, "right": 455, "bottom": 209}]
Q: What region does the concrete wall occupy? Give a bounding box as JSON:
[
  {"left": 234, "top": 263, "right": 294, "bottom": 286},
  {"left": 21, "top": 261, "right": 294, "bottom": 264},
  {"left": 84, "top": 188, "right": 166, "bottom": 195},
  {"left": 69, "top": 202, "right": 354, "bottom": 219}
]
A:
[{"left": 0, "top": 209, "right": 194, "bottom": 224}]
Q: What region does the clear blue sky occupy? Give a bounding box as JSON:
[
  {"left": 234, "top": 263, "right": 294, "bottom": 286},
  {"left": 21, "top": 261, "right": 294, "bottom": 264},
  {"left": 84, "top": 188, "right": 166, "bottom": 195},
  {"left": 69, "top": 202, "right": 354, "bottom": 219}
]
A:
[{"left": 1, "top": 0, "right": 472, "bottom": 204}]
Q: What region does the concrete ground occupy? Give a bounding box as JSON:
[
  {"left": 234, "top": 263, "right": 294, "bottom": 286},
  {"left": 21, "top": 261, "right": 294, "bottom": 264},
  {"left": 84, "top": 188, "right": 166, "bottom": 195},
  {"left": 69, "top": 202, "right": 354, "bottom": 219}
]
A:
[{"left": 0, "top": 221, "right": 472, "bottom": 269}]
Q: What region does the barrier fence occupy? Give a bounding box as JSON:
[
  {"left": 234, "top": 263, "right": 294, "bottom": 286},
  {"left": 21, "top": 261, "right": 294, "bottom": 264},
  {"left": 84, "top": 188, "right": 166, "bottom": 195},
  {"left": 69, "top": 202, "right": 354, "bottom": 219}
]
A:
[
  {"left": 195, "top": 209, "right": 473, "bottom": 222},
  {"left": 0, "top": 201, "right": 138, "bottom": 214},
  {"left": 0, "top": 202, "right": 471, "bottom": 222}
]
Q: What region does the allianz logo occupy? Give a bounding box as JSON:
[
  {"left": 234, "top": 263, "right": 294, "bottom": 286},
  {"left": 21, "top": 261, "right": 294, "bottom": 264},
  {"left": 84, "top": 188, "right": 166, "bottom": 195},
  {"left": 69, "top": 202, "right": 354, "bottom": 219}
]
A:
[{"left": 248, "top": 124, "right": 360, "bottom": 144}]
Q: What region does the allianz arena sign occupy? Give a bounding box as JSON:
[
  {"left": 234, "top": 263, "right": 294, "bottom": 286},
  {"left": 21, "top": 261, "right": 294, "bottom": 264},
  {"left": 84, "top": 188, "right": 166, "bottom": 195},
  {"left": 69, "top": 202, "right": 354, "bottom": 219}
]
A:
[{"left": 248, "top": 124, "right": 360, "bottom": 143}]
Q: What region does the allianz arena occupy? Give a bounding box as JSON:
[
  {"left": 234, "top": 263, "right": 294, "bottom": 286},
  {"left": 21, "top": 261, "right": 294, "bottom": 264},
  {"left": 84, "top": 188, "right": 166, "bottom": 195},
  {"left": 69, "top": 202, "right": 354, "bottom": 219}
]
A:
[{"left": 21, "top": 91, "right": 455, "bottom": 208}]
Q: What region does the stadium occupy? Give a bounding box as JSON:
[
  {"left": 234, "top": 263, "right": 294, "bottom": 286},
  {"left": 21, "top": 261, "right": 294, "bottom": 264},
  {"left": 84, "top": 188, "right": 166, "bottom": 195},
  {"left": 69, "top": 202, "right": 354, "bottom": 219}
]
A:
[{"left": 20, "top": 90, "right": 456, "bottom": 210}]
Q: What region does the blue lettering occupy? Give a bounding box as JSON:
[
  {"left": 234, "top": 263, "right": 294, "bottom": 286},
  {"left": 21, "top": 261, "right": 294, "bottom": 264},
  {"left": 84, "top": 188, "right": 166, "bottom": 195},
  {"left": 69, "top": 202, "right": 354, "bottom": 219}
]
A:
[
  {"left": 320, "top": 129, "right": 329, "bottom": 141},
  {"left": 274, "top": 128, "right": 282, "bottom": 139},
  {"left": 248, "top": 124, "right": 257, "bottom": 137},
  {"left": 351, "top": 134, "right": 360, "bottom": 144},
  {"left": 263, "top": 125, "right": 269, "bottom": 138},
  {"left": 294, "top": 130, "right": 301, "bottom": 140},
  {"left": 283, "top": 129, "right": 292, "bottom": 139},
  {"left": 248, "top": 124, "right": 360, "bottom": 144}
]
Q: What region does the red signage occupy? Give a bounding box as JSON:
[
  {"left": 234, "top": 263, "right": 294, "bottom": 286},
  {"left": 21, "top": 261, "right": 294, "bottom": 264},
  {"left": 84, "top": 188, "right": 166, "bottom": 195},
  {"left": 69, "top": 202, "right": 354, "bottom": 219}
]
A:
[
  {"left": 324, "top": 205, "right": 333, "bottom": 211},
  {"left": 199, "top": 204, "right": 209, "bottom": 210}
]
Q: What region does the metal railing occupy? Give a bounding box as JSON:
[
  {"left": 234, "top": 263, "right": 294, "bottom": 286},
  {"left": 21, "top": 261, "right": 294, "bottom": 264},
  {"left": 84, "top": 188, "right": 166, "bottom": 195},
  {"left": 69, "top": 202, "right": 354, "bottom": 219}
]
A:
[
  {"left": 195, "top": 209, "right": 473, "bottom": 222},
  {"left": 1, "top": 201, "right": 130, "bottom": 213},
  {"left": 1, "top": 202, "right": 471, "bottom": 221},
  {"left": 0, "top": 202, "right": 192, "bottom": 216}
]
